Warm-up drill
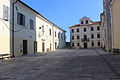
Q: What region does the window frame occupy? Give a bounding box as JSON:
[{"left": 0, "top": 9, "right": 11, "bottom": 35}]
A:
[
  {"left": 17, "top": 12, "right": 25, "bottom": 26},
  {"left": 72, "top": 29, "right": 74, "bottom": 33},
  {"left": 30, "top": 19, "right": 34, "bottom": 30},
  {"left": 97, "top": 34, "right": 100, "bottom": 38},
  {"left": 77, "top": 28, "right": 79, "bottom": 32},
  {"left": 91, "top": 27, "right": 94, "bottom": 31}
]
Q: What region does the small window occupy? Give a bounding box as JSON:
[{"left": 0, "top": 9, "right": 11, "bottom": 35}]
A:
[
  {"left": 49, "top": 29, "right": 51, "bottom": 35},
  {"left": 98, "top": 42, "right": 100, "bottom": 46},
  {"left": 97, "top": 34, "right": 100, "bottom": 38},
  {"left": 17, "top": 12, "right": 25, "bottom": 26},
  {"left": 91, "top": 27, "right": 94, "bottom": 31},
  {"left": 42, "top": 25, "right": 44, "bottom": 33},
  {"left": 91, "top": 42, "right": 94, "bottom": 46},
  {"left": 72, "top": 43, "right": 74, "bottom": 47},
  {"left": 81, "top": 21, "right": 84, "bottom": 25},
  {"left": 97, "top": 26, "right": 100, "bottom": 30},
  {"left": 91, "top": 34, "right": 94, "bottom": 39},
  {"left": 86, "top": 20, "right": 88, "bottom": 24},
  {"left": 77, "top": 36, "right": 79, "bottom": 40},
  {"left": 3, "top": 5, "right": 9, "bottom": 21},
  {"left": 55, "top": 31, "right": 56, "bottom": 37},
  {"left": 72, "top": 36, "right": 74, "bottom": 40},
  {"left": 84, "top": 28, "right": 87, "bottom": 32},
  {"left": 55, "top": 42, "right": 57, "bottom": 49},
  {"left": 77, "top": 43, "right": 80, "bottom": 46},
  {"left": 30, "top": 19, "right": 34, "bottom": 30},
  {"left": 77, "top": 28, "right": 79, "bottom": 32},
  {"left": 58, "top": 32, "right": 60, "bottom": 38},
  {"left": 84, "top": 35, "right": 87, "bottom": 41},
  {"left": 72, "top": 29, "right": 74, "bottom": 33}
]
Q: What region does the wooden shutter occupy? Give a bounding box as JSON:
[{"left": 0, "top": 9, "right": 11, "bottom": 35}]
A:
[
  {"left": 23, "top": 15, "right": 25, "bottom": 26},
  {"left": 30, "top": 19, "right": 33, "bottom": 29},
  {"left": 17, "top": 12, "right": 20, "bottom": 25},
  {"left": 3, "top": 5, "right": 9, "bottom": 20}
]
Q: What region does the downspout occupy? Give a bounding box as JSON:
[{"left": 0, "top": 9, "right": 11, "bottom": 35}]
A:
[
  {"left": 53, "top": 26, "right": 54, "bottom": 51},
  {"left": 12, "top": 0, "right": 18, "bottom": 58},
  {"left": 110, "top": 0, "right": 115, "bottom": 49}
]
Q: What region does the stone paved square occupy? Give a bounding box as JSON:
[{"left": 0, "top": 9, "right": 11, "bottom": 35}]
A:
[{"left": 0, "top": 48, "right": 120, "bottom": 80}]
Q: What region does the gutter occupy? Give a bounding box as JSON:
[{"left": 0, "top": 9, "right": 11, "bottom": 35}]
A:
[{"left": 12, "top": 0, "right": 18, "bottom": 58}]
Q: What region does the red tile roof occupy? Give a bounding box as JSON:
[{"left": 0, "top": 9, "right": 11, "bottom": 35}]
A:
[
  {"left": 69, "top": 21, "right": 100, "bottom": 28},
  {"left": 69, "top": 24, "right": 80, "bottom": 28},
  {"left": 92, "top": 21, "right": 101, "bottom": 25}
]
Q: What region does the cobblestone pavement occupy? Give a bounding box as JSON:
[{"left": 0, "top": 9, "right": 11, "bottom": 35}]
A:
[{"left": 0, "top": 48, "right": 120, "bottom": 80}]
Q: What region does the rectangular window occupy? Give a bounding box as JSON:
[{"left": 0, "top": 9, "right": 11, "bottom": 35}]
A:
[
  {"left": 84, "top": 35, "right": 87, "bottom": 41},
  {"left": 77, "top": 36, "right": 79, "bottom": 40},
  {"left": 91, "top": 42, "right": 94, "bottom": 46},
  {"left": 72, "top": 29, "right": 74, "bottom": 33},
  {"left": 91, "top": 27, "right": 94, "bottom": 31},
  {"left": 81, "top": 21, "right": 84, "bottom": 25},
  {"left": 3, "top": 5, "right": 9, "bottom": 21},
  {"left": 72, "top": 43, "right": 74, "bottom": 47},
  {"left": 77, "top": 28, "right": 79, "bottom": 32},
  {"left": 55, "top": 42, "right": 57, "bottom": 49},
  {"left": 42, "top": 25, "right": 44, "bottom": 33},
  {"left": 55, "top": 31, "right": 56, "bottom": 37},
  {"left": 98, "top": 42, "right": 100, "bottom": 46},
  {"left": 91, "top": 34, "right": 94, "bottom": 39},
  {"left": 17, "top": 12, "right": 25, "bottom": 26},
  {"left": 97, "top": 26, "right": 100, "bottom": 30},
  {"left": 58, "top": 32, "right": 60, "bottom": 38},
  {"left": 86, "top": 20, "right": 88, "bottom": 24},
  {"left": 97, "top": 34, "right": 100, "bottom": 38},
  {"left": 30, "top": 19, "right": 34, "bottom": 30},
  {"left": 77, "top": 43, "right": 80, "bottom": 46},
  {"left": 72, "top": 36, "right": 74, "bottom": 40},
  {"left": 49, "top": 29, "right": 51, "bottom": 35},
  {"left": 84, "top": 28, "right": 86, "bottom": 32}
]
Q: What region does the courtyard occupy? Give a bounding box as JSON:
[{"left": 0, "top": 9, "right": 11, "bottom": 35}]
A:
[{"left": 0, "top": 49, "right": 120, "bottom": 80}]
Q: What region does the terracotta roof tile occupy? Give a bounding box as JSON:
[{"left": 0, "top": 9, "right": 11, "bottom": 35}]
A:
[
  {"left": 69, "top": 21, "right": 100, "bottom": 28},
  {"left": 69, "top": 24, "right": 80, "bottom": 28},
  {"left": 92, "top": 21, "right": 100, "bottom": 25}
]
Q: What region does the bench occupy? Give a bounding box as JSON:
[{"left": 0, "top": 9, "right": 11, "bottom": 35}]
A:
[
  {"left": 0, "top": 54, "right": 12, "bottom": 61},
  {"left": 112, "top": 49, "right": 120, "bottom": 55}
]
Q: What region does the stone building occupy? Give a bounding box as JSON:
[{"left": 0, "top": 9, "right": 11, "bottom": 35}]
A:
[{"left": 69, "top": 17, "right": 102, "bottom": 49}]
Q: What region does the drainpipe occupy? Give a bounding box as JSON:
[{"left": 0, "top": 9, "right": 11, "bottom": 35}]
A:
[
  {"left": 53, "top": 26, "right": 54, "bottom": 51},
  {"left": 12, "top": 0, "right": 18, "bottom": 58},
  {"left": 110, "top": 0, "right": 115, "bottom": 50}
]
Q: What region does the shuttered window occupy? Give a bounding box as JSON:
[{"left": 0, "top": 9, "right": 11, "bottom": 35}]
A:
[
  {"left": 49, "top": 29, "right": 51, "bottom": 35},
  {"left": 17, "top": 12, "right": 25, "bottom": 26},
  {"left": 3, "top": 5, "right": 9, "bottom": 21},
  {"left": 42, "top": 25, "right": 44, "bottom": 33},
  {"left": 30, "top": 19, "right": 34, "bottom": 30}
]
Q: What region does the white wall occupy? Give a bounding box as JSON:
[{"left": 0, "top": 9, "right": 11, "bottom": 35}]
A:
[{"left": 0, "top": 0, "right": 11, "bottom": 54}]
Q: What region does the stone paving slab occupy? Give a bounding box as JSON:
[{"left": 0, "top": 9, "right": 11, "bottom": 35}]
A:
[{"left": 0, "top": 49, "right": 119, "bottom": 80}]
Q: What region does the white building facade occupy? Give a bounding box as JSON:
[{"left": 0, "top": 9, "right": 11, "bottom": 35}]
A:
[
  {"left": 0, "top": 0, "right": 66, "bottom": 57},
  {"left": 70, "top": 17, "right": 102, "bottom": 49}
]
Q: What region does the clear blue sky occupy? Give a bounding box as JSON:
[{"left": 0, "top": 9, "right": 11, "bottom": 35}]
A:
[{"left": 21, "top": 0, "right": 103, "bottom": 42}]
